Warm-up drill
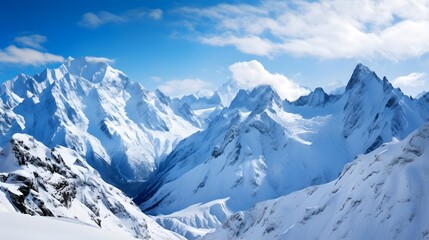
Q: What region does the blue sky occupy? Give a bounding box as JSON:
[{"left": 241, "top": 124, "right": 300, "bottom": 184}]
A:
[{"left": 1, "top": 0, "right": 429, "bottom": 98}]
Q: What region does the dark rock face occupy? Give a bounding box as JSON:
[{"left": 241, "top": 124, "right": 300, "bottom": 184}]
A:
[
  {"left": 0, "top": 135, "right": 157, "bottom": 239},
  {"left": 1, "top": 139, "right": 76, "bottom": 216}
]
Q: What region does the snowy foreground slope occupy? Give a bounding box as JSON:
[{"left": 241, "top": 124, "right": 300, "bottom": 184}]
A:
[
  {"left": 0, "top": 212, "right": 135, "bottom": 240},
  {"left": 0, "top": 134, "right": 182, "bottom": 239},
  {"left": 136, "top": 64, "right": 429, "bottom": 239},
  {"left": 0, "top": 57, "right": 201, "bottom": 195},
  {"left": 204, "top": 122, "right": 429, "bottom": 240}
]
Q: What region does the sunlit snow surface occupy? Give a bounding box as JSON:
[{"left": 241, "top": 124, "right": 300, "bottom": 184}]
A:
[{"left": 0, "top": 212, "right": 135, "bottom": 240}]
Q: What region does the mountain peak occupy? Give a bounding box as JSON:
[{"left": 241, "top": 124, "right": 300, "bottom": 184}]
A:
[
  {"left": 60, "top": 56, "right": 124, "bottom": 83},
  {"left": 345, "top": 63, "right": 380, "bottom": 91},
  {"left": 291, "top": 87, "right": 335, "bottom": 107},
  {"left": 229, "top": 85, "right": 282, "bottom": 112}
]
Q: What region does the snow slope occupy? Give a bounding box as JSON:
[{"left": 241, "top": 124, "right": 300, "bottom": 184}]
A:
[
  {"left": 0, "top": 133, "right": 182, "bottom": 239},
  {"left": 0, "top": 212, "right": 135, "bottom": 240},
  {"left": 136, "top": 64, "right": 429, "bottom": 239},
  {"left": 204, "top": 122, "right": 429, "bottom": 240},
  {"left": 0, "top": 57, "right": 201, "bottom": 195}
]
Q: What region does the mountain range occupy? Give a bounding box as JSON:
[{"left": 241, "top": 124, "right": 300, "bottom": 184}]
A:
[
  {"left": 0, "top": 57, "right": 428, "bottom": 239},
  {"left": 135, "top": 63, "right": 429, "bottom": 238}
]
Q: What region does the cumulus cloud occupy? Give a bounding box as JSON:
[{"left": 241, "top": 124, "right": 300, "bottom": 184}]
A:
[
  {"left": 79, "top": 8, "right": 163, "bottom": 28},
  {"left": 229, "top": 60, "right": 310, "bottom": 101},
  {"left": 158, "top": 78, "right": 215, "bottom": 97},
  {"left": 393, "top": 72, "right": 427, "bottom": 97},
  {"left": 0, "top": 45, "right": 64, "bottom": 66},
  {"left": 14, "top": 34, "right": 47, "bottom": 49},
  {"left": 177, "top": 0, "right": 429, "bottom": 60}
]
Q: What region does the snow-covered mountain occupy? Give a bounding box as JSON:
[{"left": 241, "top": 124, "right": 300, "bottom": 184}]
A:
[
  {"left": 179, "top": 80, "right": 241, "bottom": 111},
  {"left": 0, "top": 133, "right": 182, "bottom": 239},
  {"left": 291, "top": 87, "right": 340, "bottom": 107},
  {"left": 135, "top": 64, "right": 429, "bottom": 239},
  {"left": 204, "top": 122, "right": 429, "bottom": 240},
  {"left": 0, "top": 57, "right": 201, "bottom": 195},
  {"left": 175, "top": 80, "right": 242, "bottom": 127},
  {"left": 1, "top": 59, "right": 428, "bottom": 239}
]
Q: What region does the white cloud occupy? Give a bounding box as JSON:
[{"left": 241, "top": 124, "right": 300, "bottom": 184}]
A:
[
  {"left": 14, "top": 34, "right": 47, "bottom": 49},
  {"left": 0, "top": 45, "right": 64, "bottom": 66},
  {"left": 149, "top": 9, "right": 163, "bottom": 20},
  {"left": 84, "top": 56, "right": 115, "bottom": 64},
  {"left": 201, "top": 35, "right": 277, "bottom": 56},
  {"left": 177, "top": 0, "right": 429, "bottom": 60},
  {"left": 229, "top": 60, "right": 310, "bottom": 101},
  {"left": 158, "top": 78, "right": 215, "bottom": 97},
  {"left": 79, "top": 8, "right": 163, "bottom": 28},
  {"left": 79, "top": 11, "right": 126, "bottom": 28},
  {"left": 393, "top": 72, "right": 427, "bottom": 97}
]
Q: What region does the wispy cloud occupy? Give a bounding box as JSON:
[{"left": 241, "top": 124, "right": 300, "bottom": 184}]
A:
[
  {"left": 79, "top": 12, "right": 126, "bottom": 28},
  {"left": 0, "top": 45, "right": 64, "bottom": 66},
  {"left": 14, "top": 34, "right": 47, "bottom": 49},
  {"left": 79, "top": 8, "right": 163, "bottom": 28},
  {"left": 84, "top": 56, "right": 115, "bottom": 64},
  {"left": 150, "top": 76, "right": 162, "bottom": 82},
  {"left": 393, "top": 72, "right": 427, "bottom": 97},
  {"left": 229, "top": 60, "right": 310, "bottom": 101},
  {"left": 158, "top": 78, "right": 215, "bottom": 97},
  {"left": 149, "top": 9, "right": 163, "bottom": 20},
  {"left": 177, "top": 0, "right": 429, "bottom": 60}
]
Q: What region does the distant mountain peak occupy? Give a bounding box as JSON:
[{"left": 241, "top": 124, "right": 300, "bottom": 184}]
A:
[
  {"left": 291, "top": 87, "right": 337, "bottom": 107},
  {"left": 229, "top": 85, "right": 282, "bottom": 112}
]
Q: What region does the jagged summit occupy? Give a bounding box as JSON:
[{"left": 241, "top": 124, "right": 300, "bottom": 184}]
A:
[
  {"left": 59, "top": 56, "right": 125, "bottom": 83},
  {"left": 291, "top": 87, "right": 336, "bottom": 107},
  {"left": 345, "top": 63, "right": 381, "bottom": 91},
  {"left": 229, "top": 85, "right": 282, "bottom": 112}
]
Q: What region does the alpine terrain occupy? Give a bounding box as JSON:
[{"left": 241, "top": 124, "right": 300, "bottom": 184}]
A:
[
  {"left": 0, "top": 57, "right": 202, "bottom": 195},
  {"left": 0, "top": 58, "right": 428, "bottom": 239},
  {"left": 135, "top": 64, "right": 429, "bottom": 238}
]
